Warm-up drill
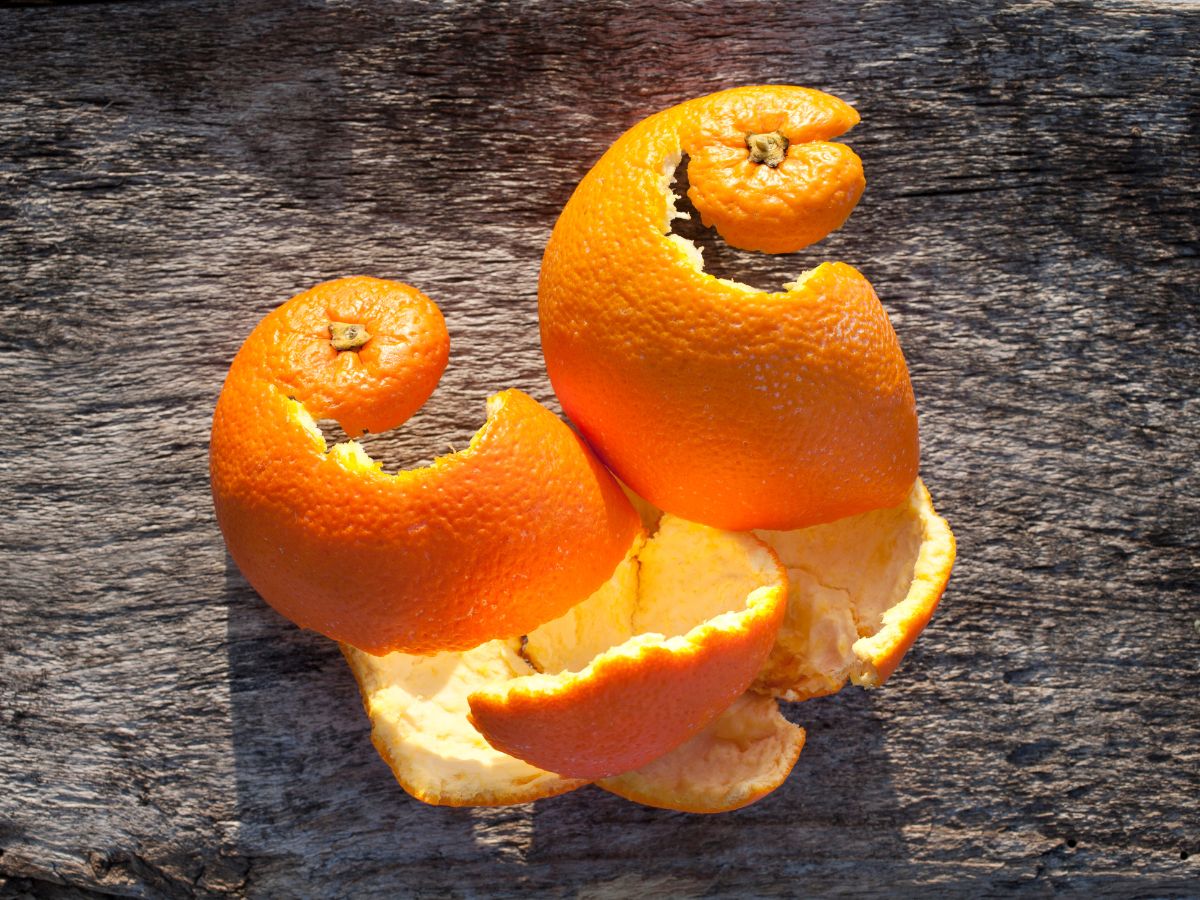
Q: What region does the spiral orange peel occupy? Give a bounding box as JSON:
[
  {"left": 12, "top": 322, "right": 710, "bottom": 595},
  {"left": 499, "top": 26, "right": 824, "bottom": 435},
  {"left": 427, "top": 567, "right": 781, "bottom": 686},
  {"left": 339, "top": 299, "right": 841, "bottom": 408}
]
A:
[
  {"left": 210, "top": 276, "right": 641, "bottom": 655},
  {"left": 342, "top": 521, "right": 804, "bottom": 810},
  {"left": 218, "top": 83, "right": 957, "bottom": 817},
  {"left": 539, "top": 84, "right": 919, "bottom": 531}
]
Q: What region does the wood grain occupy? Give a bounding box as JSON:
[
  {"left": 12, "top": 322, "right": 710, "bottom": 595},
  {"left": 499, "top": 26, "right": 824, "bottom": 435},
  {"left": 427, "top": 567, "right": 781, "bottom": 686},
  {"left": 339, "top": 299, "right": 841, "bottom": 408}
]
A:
[{"left": 1, "top": 0, "right": 1197, "bottom": 896}]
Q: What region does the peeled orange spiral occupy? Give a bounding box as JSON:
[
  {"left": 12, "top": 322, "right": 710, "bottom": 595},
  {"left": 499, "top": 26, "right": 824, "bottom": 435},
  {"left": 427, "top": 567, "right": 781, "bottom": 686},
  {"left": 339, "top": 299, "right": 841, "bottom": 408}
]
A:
[
  {"left": 210, "top": 276, "right": 641, "bottom": 655},
  {"left": 540, "top": 85, "right": 919, "bottom": 531}
]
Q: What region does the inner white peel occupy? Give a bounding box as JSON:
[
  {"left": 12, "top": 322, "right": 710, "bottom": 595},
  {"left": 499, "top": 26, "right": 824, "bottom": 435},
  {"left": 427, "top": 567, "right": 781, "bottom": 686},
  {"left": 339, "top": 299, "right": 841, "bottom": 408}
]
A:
[
  {"left": 524, "top": 516, "right": 781, "bottom": 679},
  {"left": 657, "top": 150, "right": 814, "bottom": 297},
  {"left": 284, "top": 391, "right": 506, "bottom": 479}
]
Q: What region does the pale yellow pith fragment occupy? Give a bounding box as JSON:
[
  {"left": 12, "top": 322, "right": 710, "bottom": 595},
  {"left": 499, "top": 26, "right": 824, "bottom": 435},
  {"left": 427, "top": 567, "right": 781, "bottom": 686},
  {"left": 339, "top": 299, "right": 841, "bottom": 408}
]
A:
[
  {"left": 343, "top": 517, "right": 801, "bottom": 810},
  {"left": 283, "top": 391, "right": 506, "bottom": 480},
  {"left": 655, "top": 149, "right": 821, "bottom": 297},
  {"left": 599, "top": 692, "right": 805, "bottom": 814},
  {"left": 751, "top": 478, "right": 954, "bottom": 699},
  {"left": 523, "top": 515, "right": 780, "bottom": 679},
  {"left": 343, "top": 640, "right": 584, "bottom": 806}
]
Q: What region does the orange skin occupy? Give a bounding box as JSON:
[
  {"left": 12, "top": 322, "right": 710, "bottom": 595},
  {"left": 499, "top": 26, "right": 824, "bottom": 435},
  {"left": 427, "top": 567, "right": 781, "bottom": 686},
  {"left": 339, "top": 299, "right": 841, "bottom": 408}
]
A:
[
  {"left": 850, "top": 479, "right": 957, "bottom": 688},
  {"left": 467, "top": 580, "right": 786, "bottom": 780},
  {"left": 540, "top": 85, "right": 919, "bottom": 531},
  {"left": 210, "top": 276, "right": 641, "bottom": 655},
  {"left": 598, "top": 692, "right": 806, "bottom": 814}
]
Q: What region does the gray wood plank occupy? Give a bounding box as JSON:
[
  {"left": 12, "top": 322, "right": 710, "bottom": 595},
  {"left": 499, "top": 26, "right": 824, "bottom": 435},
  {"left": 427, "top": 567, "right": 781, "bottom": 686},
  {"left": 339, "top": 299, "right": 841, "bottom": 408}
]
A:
[{"left": 1, "top": 0, "right": 1197, "bottom": 896}]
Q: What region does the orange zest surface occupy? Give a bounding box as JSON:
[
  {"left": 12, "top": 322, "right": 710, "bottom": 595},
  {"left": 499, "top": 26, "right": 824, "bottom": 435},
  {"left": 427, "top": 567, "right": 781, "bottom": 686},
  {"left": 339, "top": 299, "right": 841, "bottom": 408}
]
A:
[
  {"left": 210, "top": 276, "right": 641, "bottom": 654},
  {"left": 467, "top": 516, "right": 787, "bottom": 780},
  {"left": 539, "top": 85, "right": 918, "bottom": 531}
]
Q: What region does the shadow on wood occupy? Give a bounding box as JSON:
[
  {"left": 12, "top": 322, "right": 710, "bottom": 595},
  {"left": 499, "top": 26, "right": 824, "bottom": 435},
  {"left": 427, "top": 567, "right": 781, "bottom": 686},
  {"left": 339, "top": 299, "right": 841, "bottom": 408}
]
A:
[{"left": 224, "top": 556, "right": 921, "bottom": 895}]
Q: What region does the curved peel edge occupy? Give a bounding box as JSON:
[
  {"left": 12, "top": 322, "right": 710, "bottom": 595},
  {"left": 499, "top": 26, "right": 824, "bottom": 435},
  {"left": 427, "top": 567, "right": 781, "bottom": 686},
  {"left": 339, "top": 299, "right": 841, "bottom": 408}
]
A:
[
  {"left": 342, "top": 640, "right": 586, "bottom": 807},
  {"left": 599, "top": 691, "right": 804, "bottom": 813},
  {"left": 849, "top": 480, "right": 957, "bottom": 686},
  {"left": 468, "top": 517, "right": 787, "bottom": 780},
  {"left": 751, "top": 478, "right": 956, "bottom": 701}
]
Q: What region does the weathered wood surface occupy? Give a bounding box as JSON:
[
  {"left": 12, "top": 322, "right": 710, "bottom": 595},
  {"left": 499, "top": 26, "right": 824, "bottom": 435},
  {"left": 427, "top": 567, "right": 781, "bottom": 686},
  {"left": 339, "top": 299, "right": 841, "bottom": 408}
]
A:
[{"left": 1, "top": 0, "right": 1197, "bottom": 896}]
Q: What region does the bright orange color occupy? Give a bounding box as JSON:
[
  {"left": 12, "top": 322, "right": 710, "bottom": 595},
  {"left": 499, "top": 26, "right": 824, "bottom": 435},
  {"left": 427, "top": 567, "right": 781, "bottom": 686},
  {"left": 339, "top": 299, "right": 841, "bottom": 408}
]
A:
[
  {"left": 467, "top": 517, "right": 787, "bottom": 780},
  {"left": 540, "top": 85, "right": 918, "bottom": 531},
  {"left": 685, "top": 91, "right": 864, "bottom": 254},
  {"left": 210, "top": 276, "right": 641, "bottom": 655}
]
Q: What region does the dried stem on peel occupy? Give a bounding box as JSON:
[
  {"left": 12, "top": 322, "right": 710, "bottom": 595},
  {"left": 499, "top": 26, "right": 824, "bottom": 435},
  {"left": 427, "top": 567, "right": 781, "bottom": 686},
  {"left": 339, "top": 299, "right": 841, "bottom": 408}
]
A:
[
  {"left": 745, "top": 131, "right": 789, "bottom": 168},
  {"left": 329, "top": 321, "right": 371, "bottom": 351}
]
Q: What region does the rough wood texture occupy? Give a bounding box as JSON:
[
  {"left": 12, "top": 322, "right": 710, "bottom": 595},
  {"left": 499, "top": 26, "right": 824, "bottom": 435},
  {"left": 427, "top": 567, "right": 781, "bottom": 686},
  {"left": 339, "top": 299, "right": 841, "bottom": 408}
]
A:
[{"left": 2, "top": 1, "right": 1197, "bottom": 896}]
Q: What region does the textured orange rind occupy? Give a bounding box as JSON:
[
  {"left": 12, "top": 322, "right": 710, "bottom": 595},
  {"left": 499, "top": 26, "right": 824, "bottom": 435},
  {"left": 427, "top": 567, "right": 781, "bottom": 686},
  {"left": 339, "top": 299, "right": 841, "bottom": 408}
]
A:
[
  {"left": 341, "top": 529, "right": 801, "bottom": 811},
  {"left": 540, "top": 86, "right": 918, "bottom": 531},
  {"left": 210, "top": 276, "right": 641, "bottom": 655},
  {"left": 467, "top": 516, "right": 787, "bottom": 780}
]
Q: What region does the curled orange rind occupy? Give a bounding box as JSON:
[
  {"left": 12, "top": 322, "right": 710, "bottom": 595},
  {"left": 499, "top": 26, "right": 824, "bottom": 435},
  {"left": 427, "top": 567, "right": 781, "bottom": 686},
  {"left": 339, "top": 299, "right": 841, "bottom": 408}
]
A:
[
  {"left": 342, "top": 521, "right": 805, "bottom": 810},
  {"left": 468, "top": 516, "right": 787, "bottom": 779},
  {"left": 540, "top": 85, "right": 918, "bottom": 531},
  {"left": 217, "top": 84, "right": 958, "bottom": 817},
  {"left": 598, "top": 692, "right": 805, "bottom": 814},
  {"left": 210, "top": 276, "right": 641, "bottom": 655},
  {"left": 342, "top": 639, "right": 586, "bottom": 807},
  {"left": 752, "top": 478, "right": 956, "bottom": 700}
]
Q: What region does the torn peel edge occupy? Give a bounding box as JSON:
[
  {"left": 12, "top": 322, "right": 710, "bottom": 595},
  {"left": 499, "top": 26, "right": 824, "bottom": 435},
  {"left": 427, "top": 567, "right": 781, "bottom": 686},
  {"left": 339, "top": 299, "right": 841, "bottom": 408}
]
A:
[
  {"left": 284, "top": 388, "right": 513, "bottom": 479},
  {"left": 598, "top": 691, "right": 805, "bottom": 814},
  {"left": 848, "top": 481, "right": 957, "bottom": 688},
  {"left": 340, "top": 640, "right": 588, "bottom": 808},
  {"left": 467, "top": 517, "right": 788, "bottom": 780},
  {"left": 750, "top": 478, "right": 956, "bottom": 702},
  {"left": 658, "top": 149, "right": 833, "bottom": 299}
]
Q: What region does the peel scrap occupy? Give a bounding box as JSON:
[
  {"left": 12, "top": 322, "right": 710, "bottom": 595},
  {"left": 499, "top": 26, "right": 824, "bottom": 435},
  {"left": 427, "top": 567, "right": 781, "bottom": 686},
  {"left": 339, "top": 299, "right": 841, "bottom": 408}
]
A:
[
  {"left": 210, "top": 276, "right": 641, "bottom": 655},
  {"left": 342, "top": 639, "right": 585, "bottom": 807},
  {"left": 598, "top": 692, "right": 805, "bottom": 814},
  {"left": 752, "top": 479, "right": 956, "bottom": 701},
  {"left": 342, "top": 520, "right": 805, "bottom": 809},
  {"left": 468, "top": 516, "right": 787, "bottom": 780}
]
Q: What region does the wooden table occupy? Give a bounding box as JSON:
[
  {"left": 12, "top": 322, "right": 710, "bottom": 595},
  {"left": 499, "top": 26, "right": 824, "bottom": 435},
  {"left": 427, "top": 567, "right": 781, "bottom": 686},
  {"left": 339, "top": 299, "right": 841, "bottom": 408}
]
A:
[{"left": 2, "top": 2, "right": 1197, "bottom": 896}]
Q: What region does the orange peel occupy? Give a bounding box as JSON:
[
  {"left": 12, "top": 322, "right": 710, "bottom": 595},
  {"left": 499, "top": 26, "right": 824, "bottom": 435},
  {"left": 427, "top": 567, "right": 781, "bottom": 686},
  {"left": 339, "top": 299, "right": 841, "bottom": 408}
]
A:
[
  {"left": 340, "top": 532, "right": 798, "bottom": 811},
  {"left": 752, "top": 478, "right": 956, "bottom": 700},
  {"left": 210, "top": 276, "right": 641, "bottom": 655},
  {"left": 539, "top": 85, "right": 918, "bottom": 531},
  {"left": 598, "top": 691, "right": 804, "bottom": 814},
  {"left": 342, "top": 639, "right": 586, "bottom": 807},
  {"left": 467, "top": 516, "right": 787, "bottom": 780}
]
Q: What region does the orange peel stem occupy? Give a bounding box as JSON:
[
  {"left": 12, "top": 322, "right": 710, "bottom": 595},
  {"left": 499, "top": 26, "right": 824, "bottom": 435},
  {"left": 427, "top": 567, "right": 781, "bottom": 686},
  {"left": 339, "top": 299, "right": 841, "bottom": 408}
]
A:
[
  {"left": 539, "top": 85, "right": 918, "bottom": 531},
  {"left": 210, "top": 276, "right": 641, "bottom": 655}
]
